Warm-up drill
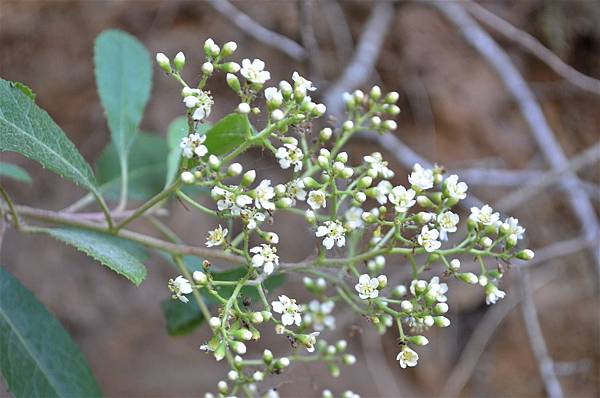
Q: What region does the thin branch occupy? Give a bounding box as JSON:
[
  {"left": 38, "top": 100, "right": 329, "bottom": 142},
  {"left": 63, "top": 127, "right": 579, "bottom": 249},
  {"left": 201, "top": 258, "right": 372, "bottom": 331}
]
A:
[
  {"left": 323, "top": 2, "right": 395, "bottom": 115},
  {"left": 498, "top": 141, "right": 600, "bottom": 211},
  {"left": 207, "top": 0, "right": 306, "bottom": 61},
  {"left": 434, "top": 1, "right": 600, "bottom": 272},
  {"left": 518, "top": 269, "right": 564, "bottom": 398},
  {"left": 454, "top": 168, "right": 540, "bottom": 187},
  {"left": 321, "top": 0, "right": 354, "bottom": 65},
  {"left": 465, "top": 1, "right": 600, "bottom": 96},
  {"left": 298, "top": 0, "right": 322, "bottom": 80}
]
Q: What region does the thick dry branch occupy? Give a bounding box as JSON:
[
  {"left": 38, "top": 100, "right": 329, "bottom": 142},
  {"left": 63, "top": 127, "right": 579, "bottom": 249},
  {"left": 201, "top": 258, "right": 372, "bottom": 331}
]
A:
[
  {"left": 465, "top": 1, "right": 600, "bottom": 95},
  {"left": 321, "top": 0, "right": 354, "bottom": 64},
  {"left": 298, "top": 0, "right": 322, "bottom": 80},
  {"left": 208, "top": 0, "right": 306, "bottom": 61},
  {"left": 323, "top": 2, "right": 395, "bottom": 115},
  {"left": 434, "top": 1, "right": 600, "bottom": 272}
]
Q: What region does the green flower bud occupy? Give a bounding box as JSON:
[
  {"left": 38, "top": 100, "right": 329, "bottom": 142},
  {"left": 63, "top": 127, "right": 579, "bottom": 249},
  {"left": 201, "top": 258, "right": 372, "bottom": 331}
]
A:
[
  {"left": 434, "top": 302, "right": 449, "bottom": 315},
  {"left": 214, "top": 342, "right": 226, "bottom": 361},
  {"left": 174, "top": 51, "right": 185, "bottom": 71},
  {"left": 221, "top": 62, "right": 240, "bottom": 73},
  {"left": 384, "top": 91, "right": 400, "bottom": 104},
  {"left": 434, "top": 316, "right": 451, "bottom": 328},
  {"left": 358, "top": 176, "right": 373, "bottom": 189},
  {"left": 303, "top": 177, "right": 320, "bottom": 189},
  {"left": 416, "top": 195, "right": 434, "bottom": 208},
  {"left": 370, "top": 85, "right": 382, "bottom": 100},
  {"left": 320, "top": 127, "right": 333, "bottom": 141},
  {"left": 241, "top": 170, "right": 256, "bottom": 187},
  {"left": 457, "top": 272, "right": 478, "bottom": 284},
  {"left": 517, "top": 249, "right": 535, "bottom": 260},
  {"left": 221, "top": 41, "right": 237, "bottom": 57},
  {"left": 217, "top": 380, "right": 228, "bottom": 394},
  {"left": 408, "top": 335, "right": 429, "bottom": 346},
  {"left": 226, "top": 73, "right": 241, "bottom": 93},
  {"left": 342, "top": 354, "right": 356, "bottom": 365},
  {"left": 336, "top": 339, "right": 348, "bottom": 352},
  {"left": 328, "top": 363, "right": 340, "bottom": 378},
  {"left": 230, "top": 328, "right": 253, "bottom": 341},
  {"left": 181, "top": 171, "right": 195, "bottom": 184},
  {"left": 155, "top": 52, "right": 171, "bottom": 73},
  {"left": 262, "top": 349, "right": 273, "bottom": 364}
]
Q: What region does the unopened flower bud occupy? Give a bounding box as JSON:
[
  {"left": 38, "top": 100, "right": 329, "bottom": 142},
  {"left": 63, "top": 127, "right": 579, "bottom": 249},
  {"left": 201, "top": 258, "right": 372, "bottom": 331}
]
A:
[
  {"left": 517, "top": 249, "right": 535, "bottom": 260},
  {"left": 449, "top": 258, "right": 461, "bottom": 271},
  {"left": 221, "top": 41, "right": 237, "bottom": 56},
  {"left": 458, "top": 272, "right": 478, "bottom": 284},
  {"left": 226, "top": 73, "right": 241, "bottom": 93},
  {"left": 237, "top": 102, "right": 251, "bottom": 114},
  {"left": 220, "top": 62, "right": 240, "bottom": 73},
  {"left": 209, "top": 317, "right": 221, "bottom": 329},
  {"left": 305, "top": 209, "right": 316, "bottom": 225},
  {"left": 342, "top": 354, "right": 356, "bottom": 365},
  {"left": 417, "top": 195, "right": 434, "bottom": 208},
  {"left": 336, "top": 340, "right": 348, "bottom": 352},
  {"left": 276, "top": 197, "right": 294, "bottom": 208},
  {"left": 230, "top": 340, "right": 247, "bottom": 354},
  {"left": 252, "top": 371, "right": 264, "bottom": 381},
  {"left": 262, "top": 349, "right": 273, "bottom": 364},
  {"left": 227, "top": 370, "right": 238, "bottom": 381},
  {"left": 479, "top": 274, "right": 488, "bottom": 287},
  {"left": 370, "top": 85, "right": 382, "bottom": 100},
  {"left": 342, "top": 120, "right": 354, "bottom": 131},
  {"left": 383, "top": 120, "right": 397, "bottom": 131},
  {"left": 415, "top": 211, "right": 433, "bottom": 224},
  {"left": 181, "top": 171, "right": 195, "bottom": 184},
  {"left": 358, "top": 176, "right": 373, "bottom": 189},
  {"left": 480, "top": 237, "right": 493, "bottom": 248},
  {"left": 227, "top": 163, "right": 243, "bottom": 176},
  {"left": 377, "top": 274, "right": 388, "bottom": 289},
  {"left": 271, "top": 109, "right": 284, "bottom": 121},
  {"left": 241, "top": 170, "right": 256, "bottom": 186},
  {"left": 203, "top": 38, "right": 216, "bottom": 56},
  {"left": 192, "top": 271, "right": 207, "bottom": 284},
  {"left": 341, "top": 167, "right": 354, "bottom": 179},
  {"left": 434, "top": 302, "right": 449, "bottom": 315},
  {"left": 354, "top": 191, "right": 367, "bottom": 203},
  {"left": 401, "top": 300, "right": 413, "bottom": 312},
  {"left": 434, "top": 316, "right": 451, "bottom": 328},
  {"left": 217, "top": 380, "right": 228, "bottom": 394},
  {"left": 385, "top": 91, "right": 400, "bottom": 104},
  {"left": 408, "top": 335, "right": 429, "bottom": 346},
  {"left": 155, "top": 52, "right": 171, "bottom": 73},
  {"left": 392, "top": 285, "right": 407, "bottom": 298},
  {"left": 320, "top": 127, "right": 333, "bottom": 141},
  {"left": 314, "top": 103, "right": 327, "bottom": 116},
  {"left": 231, "top": 328, "right": 253, "bottom": 341},
  {"left": 174, "top": 51, "right": 185, "bottom": 71},
  {"left": 208, "top": 154, "right": 220, "bottom": 170},
  {"left": 386, "top": 105, "right": 401, "bottom": 115}
]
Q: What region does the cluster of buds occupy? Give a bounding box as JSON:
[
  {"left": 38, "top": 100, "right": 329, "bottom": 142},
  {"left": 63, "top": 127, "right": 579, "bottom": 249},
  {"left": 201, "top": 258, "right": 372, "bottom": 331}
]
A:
[{"left": 156, "top": 37, "right": 535, "bottom": 396}]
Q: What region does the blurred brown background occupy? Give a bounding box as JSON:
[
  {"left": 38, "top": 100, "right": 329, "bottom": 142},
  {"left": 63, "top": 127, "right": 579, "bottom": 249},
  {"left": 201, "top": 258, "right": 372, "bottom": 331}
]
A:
[{"left": 1, "top": 0, "right": 599, "bottom": 397}]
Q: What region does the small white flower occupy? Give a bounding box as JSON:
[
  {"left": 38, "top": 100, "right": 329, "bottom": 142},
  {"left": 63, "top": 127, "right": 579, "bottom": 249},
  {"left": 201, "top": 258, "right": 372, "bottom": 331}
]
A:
[
  {"left": 307, "top": 190, "right": 327, "bottom": 210},
  {"left": 254, "top": 179, "right": 275, "bottom": 211},
  {"left": 271, "top": 295, "right": 302, "bottom": 326},
  {"left": 427, "top": 276, "right": 448, "bottom": 303},
  {"left": 503, "top": 217, "right": 525, "bottom": 240},
  {"left": 303, "top": 331, "right": 320, "bottom": 352},
  {"left": 345, "top": 207, "right": 364, "bottom": 230},
  {"left": 169, "top": 276, "right": 193, "bottom": 303},
  {"left": 241, "top": 58, "right": 270, "bottom": 84},
  {"left": 183, "top": 95, "right": 200, "bottom": 108},
  {"left": 364, "top": 152, "right": 394, "bottom": 179},
  {"left": 389, "top": 185, "right": 416, "bottom": 213},
  {"left": 444, "top": 174, "right": 468, "bottom": 200},
  {"left": 396, "top": 346, "right": 419, "bottom": 368},
  {"left": 206, "top": 225, "right": 228, "bottom": 247},
  {"left": 264, "top": 86, "right": 283, "bottom": 105},
  {"left": 304, "top": 300, "right": 335, "bottom": 331},
  {"left": 437, "top": 211, "right": 459, "bottom": 240},
  {"left": 374, "top": 180, "right": 392, "bottom": 204},
  {"left": 417, "top": 225, "right": 441, "bottom": 252},
  {"left": 243, "top": 208, "right": 266, "bottom": 230},
  {"left": 250, "top": 244, "right": 279, "bottom": 275},
  {"left": 355, "top": 274, "right": 380, "bottom": 300},
  {"left": 287, "top": 179, "right": 307, "bottom": 203},
  {"left": 275, "top": 143, "right": 304, "bottom": 172},
  {"left": 211, "top": 186, "right": 252, "bottom": 216},
  {"left": 316, "top": 220, "right": 346, "bottom": 249},
  {"left": 470, "top": 204, "right": 500, "bottom": 226},
  {"left": 180, "top": 133, "right": 208, "bottom": 159},
  {"left": 408, "top": 163, "right": 434, "bottom": 191},
  {"left": 292, "top": 71, "right": 316, "bottom": 93},
  {"left": 485, "top": 284, "right": 506, "bottom": 305}
]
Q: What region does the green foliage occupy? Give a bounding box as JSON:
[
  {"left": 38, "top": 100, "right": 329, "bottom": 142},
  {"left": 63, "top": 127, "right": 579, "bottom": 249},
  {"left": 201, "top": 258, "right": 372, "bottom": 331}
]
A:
[
  {"left": 42, "top": 228, "right": 148, "bottom": 286},
  {"left": 94, "top": 29, "right": 152, "bottom": 178},
  {"left": 0, "top": 266, "right": 101, "bottom": 397},
  {"left": 162, "top": 266, "right": 285, "bottom": 336},
  {"left": 204, "top": 113, "right": 251, "bottom": 155},
  {"left": 0, "top": 78, "right": 100, "bottom": 197},
  {"left": 0, "top": 162, "right": 31, "bottom": 184},
  {"left": 97, "top": 132, "right": 168, "bottom": 201}
]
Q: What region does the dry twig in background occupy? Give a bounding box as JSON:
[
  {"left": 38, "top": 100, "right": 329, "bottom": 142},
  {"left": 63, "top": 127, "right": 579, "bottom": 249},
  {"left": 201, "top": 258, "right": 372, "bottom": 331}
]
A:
[
  {"left": 434, "top": 1, "right": 600, "bottom": 272},
  {"left": 465, "top": 1, "right": 600, "bottom": 96},
  {"left": 208, "top": 0, "right": 306, "bottom": 61}
]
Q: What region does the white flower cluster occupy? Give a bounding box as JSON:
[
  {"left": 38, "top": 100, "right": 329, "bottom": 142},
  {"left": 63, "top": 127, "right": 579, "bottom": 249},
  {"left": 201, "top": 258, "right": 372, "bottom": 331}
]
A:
[{"left": 156, "top": 37, "right": 535, "bottom": 395}]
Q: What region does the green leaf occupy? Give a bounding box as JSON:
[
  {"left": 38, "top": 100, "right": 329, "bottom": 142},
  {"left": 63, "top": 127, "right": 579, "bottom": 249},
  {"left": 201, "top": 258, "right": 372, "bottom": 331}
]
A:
[
  {"left": 97, "top": 132, "right": 168, "bottom": 201},
  {"left": 94, "top": 29, "right": 152, "bottom": 171},
  {"left": 204, "top": 113, "right": 251, "bottom": 155},
  {"left": 0, "top": 162, "right": 31, "bottom": 184},
  {"left": 165, "top": 117, "right": 211, "bottom": 187},
  {"left": 41, "top": 228, "right": 148, "bottom": 286},
  {"left": 0, "top": 78, "right": 100, "bottom": 196},
  {"left": 0, "top": 265, "right": 101, "bottom": 397},
  {"left": 161, "top": 266, "right": 285, "bottom": 336}
]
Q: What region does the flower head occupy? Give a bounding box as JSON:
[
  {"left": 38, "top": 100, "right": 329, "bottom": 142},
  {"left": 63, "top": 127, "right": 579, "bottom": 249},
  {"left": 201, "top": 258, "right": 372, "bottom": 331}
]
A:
[
  {"left": 304, "top": 300, "right": 335, "bottom": 331},
  {"left": 271, "top": 295, "right": 302, "bottom": 326},
  {"left": 427, "top": 276, "right": 448, "bottom": 303},
  {"left": 206, "top": 225, "right": 228, "bottom": 247},
  {"left": 180, "top": 133, "right": 208, "bottom": 159},
  {"left": 396, "top": 346, "right": 419, "bottom": 368},
  {"left": 169, "top": 276, "right": 193, "bottom": 303},
  {"left": 250, "top": 244, "right": 279, "bottom": 275},
  {"left": 373, "top": 180, "right": 392, "bottom": 204},
  {"left": 364, "top": 152, "right": 394, "bottom": 179},
  {"left": 389, "top": 185, "right": 416, "bottom": 213},
  {"left": 254, "top": 179, "right": 275, "bottom": 211},
  {"left": 355, "top": 274, "right": 380, "bottom": 300},
  {"left": 292, "top": 71, "right": 316, "bottom": 93},
  {"left": 307, "top": 190, "right": 327, "bottom": 210},
  {"left": 287, "top": 178, "right": 307, "bottom": 203},
  {"left": 437, "top": 211, "right": 459, "bottom": 240},
  {"left": 408, "top": 163, "right": 434, "bottom": 191},
  {"left": 444, "top": 174, "right": 468, "bottom": 200},
  {"left": 316, "top": 220, "right": 346, "bottom": 249},
  {"left": 417, "top": 225, "right": 441, "bottom": 252},
  {"left": 502, "top": 217, "right": 525, "bottom": 240},
  {"left": 485, "top": 284, "right": 506, "bottom": 305},
  {"left": 241, "top": 58, "right": 270, "bottom": 84},
  {"left": 275, "top": 143, "right": 304, "bottom": 172},
  {"left": 470, "top": 205, "right": 500, "bottom": 226},
  {"left": 345, "top": 207, "right": 364, "bottom": 230}
]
